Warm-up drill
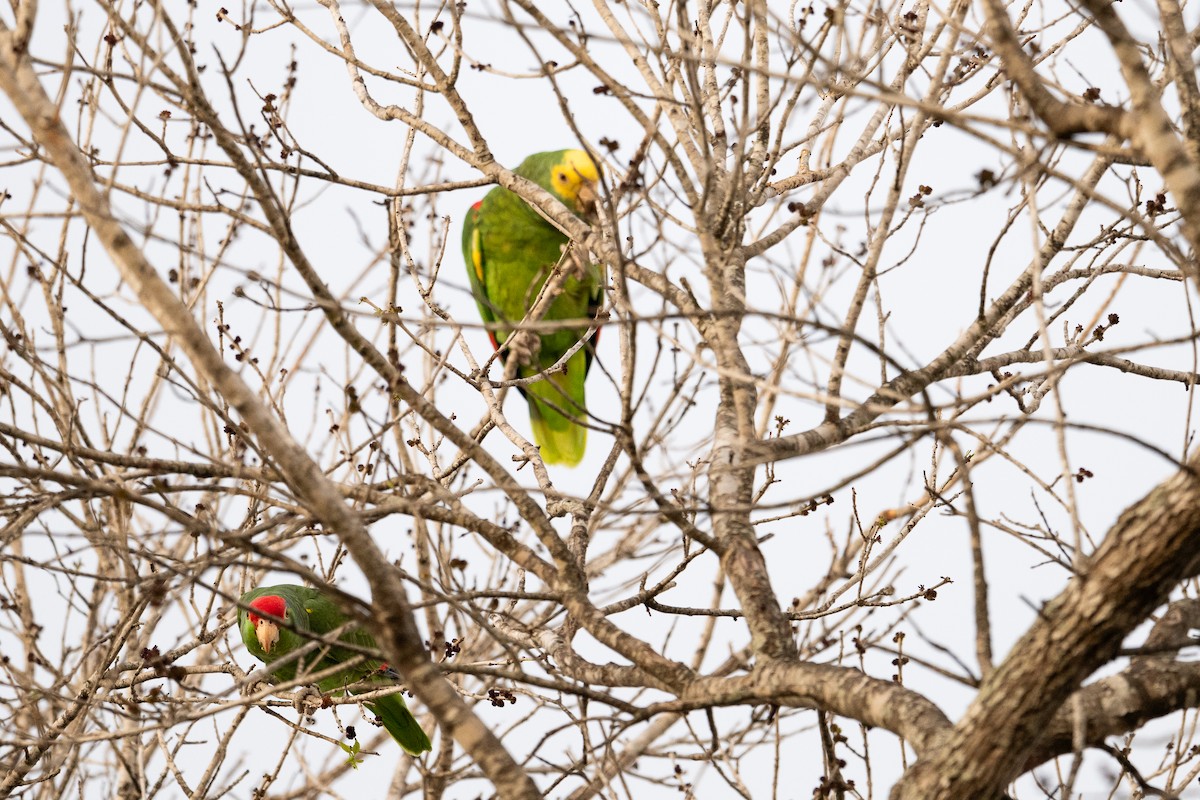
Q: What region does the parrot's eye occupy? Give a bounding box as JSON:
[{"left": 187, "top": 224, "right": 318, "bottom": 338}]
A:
[{"left": 555, "top": 170, "right": 567, "bottom": 183}]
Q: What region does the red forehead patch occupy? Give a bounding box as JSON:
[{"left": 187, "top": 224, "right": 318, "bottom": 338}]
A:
[{"left": 248, "top": 594, "right": 286, "bottom": 624}]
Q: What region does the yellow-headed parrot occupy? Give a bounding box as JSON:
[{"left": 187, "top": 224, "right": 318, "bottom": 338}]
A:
[{"left": 462, "top": 149, "right": 603, "bottom": 466}]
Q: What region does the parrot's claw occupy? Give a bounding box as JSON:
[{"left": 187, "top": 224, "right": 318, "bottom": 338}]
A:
[
  {"left": 567, "top": 245, "right": 591, "bottom": 280},
  {"left": 507, "top": 330, "right": 540, "bottom": 367},
  {"left": 241, "top": 665, "right": 274, "bottom": 697},
  {"left": 292, "top": 685, "right": 324, "bottom": 717}
]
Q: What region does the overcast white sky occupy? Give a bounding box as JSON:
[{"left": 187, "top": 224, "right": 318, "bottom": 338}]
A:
[{"left": 3, "top": 0, "right": 1199, "bottom": 796}]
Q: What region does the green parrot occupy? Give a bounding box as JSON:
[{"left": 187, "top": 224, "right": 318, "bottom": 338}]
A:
[
  {"left": 462, "top": 148, "right": 604, "bottom": 466},
  {"left": 237, "top": 584, "right": 432, "bottom": 756}
]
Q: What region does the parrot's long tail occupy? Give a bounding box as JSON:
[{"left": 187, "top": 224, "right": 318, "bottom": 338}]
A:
[
  {"left": 369, "top": 693, "right": 432, "bottom": 756},
  {"left": 527, "top": 357, "right": 588, "bottom": 466}
]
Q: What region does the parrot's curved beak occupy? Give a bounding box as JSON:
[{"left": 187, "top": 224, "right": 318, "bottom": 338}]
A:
[
  {"left": 255, "top": 619, "right": 280, "bottom": 654},
  {"left": 576, "top": 179, "right": 598, "bottom": 214}
]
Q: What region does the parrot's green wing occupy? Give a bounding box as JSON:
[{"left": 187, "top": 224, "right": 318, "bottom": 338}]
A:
[
  {"left": 237, "top": 584, "right": 432, "bottom": 756},
  {"left": 462, "top": 200, "right": 501, "bottom": 353},
  {"left": 304, "top": 593, "right": 434, "bottom": 756},
  {"left": 463, "top": 149, "right": 604, "bottom": 466}
]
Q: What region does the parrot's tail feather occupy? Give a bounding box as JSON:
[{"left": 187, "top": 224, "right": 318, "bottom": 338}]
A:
[
  {"left": 527, "top": 367, "right": 587, "bottom": 466},
  {"left": 530, "top": 404, "right": 587, "bottom": 465},
  {"left": 369, "top": 694, "right": 432, "bottom": 756}
]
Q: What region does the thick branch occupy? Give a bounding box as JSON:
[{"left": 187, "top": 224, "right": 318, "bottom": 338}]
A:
[
  {"left": 1078, "top": 0, "right": 1200, "bottom": 261},
  {"left": 978, "top": 0, "right": 1129, "bottom": 137},
  {"left": 892, "top": 460, "right": 1200, "bottom": 799},
  {"left": 639, "top": 661, "right": 953, "bottom": 756},
  {"left": 1023, "top": 600, "right": 1200, "bottom": 769}
]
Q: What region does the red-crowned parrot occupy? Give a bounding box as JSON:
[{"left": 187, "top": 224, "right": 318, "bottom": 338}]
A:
[
  {"left": 463, "top": 149, "right": 603, "bottom": 466},
  {"left": 238, "top": 584, "right": 432, "bottom": 756}
]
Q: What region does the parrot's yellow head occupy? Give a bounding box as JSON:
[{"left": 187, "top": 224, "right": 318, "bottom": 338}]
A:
[{"left": 549, "top": 149, "right": 600, "bottom": 213}]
